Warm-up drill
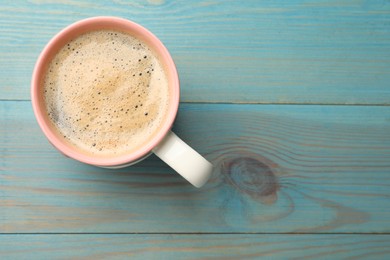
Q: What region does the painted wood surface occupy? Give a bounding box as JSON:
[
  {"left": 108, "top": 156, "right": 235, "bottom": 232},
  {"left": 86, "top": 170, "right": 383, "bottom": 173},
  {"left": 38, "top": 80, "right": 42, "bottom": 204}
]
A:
[
  {"left": 1, "top": 234, "right": 390, "bottom": 259},
  {"left": 1, "top": 101, "right": 389, "bottom": 233},
  {"left": 0, "top": 0, "right": 389, "bottom": 104},
  {"left": 1, "top": 0, "right": 390, "bottom": 258}
]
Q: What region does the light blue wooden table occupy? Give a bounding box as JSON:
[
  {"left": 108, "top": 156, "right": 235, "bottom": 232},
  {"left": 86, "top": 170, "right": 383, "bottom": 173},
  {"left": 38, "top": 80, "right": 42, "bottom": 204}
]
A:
[{"left": 1, "top": 1, "right": 390, "bottom": 259}]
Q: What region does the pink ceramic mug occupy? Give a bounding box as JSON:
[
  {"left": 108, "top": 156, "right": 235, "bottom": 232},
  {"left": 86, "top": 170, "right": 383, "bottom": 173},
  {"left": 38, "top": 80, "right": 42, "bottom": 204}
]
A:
[{"left": 31, "top": 16, "right": 212, "bottom": 188}]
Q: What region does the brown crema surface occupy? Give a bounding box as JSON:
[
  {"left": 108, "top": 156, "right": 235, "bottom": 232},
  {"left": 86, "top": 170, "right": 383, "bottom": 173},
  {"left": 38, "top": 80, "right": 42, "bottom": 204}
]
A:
[{"left": 43, "top": 30, "right": 170, "bottom": 157}]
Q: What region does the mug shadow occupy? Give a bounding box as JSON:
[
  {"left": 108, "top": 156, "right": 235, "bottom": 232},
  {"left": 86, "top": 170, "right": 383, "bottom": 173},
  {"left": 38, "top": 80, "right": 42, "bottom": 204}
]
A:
[{"left": 60, "top": 147, "right": 222, "bottom": 231}]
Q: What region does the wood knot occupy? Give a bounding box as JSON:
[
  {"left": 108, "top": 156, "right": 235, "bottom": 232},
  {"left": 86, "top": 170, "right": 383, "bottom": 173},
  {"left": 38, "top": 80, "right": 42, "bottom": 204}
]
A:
[{"left": 222, "top": 157, "right": 279, "bottom": 204}]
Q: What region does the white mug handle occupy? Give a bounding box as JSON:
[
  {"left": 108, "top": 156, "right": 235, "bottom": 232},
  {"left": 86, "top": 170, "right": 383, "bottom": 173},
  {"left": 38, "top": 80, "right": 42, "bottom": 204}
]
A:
[{"left": 153, "top": 131, "right": 213, "bottom": 188}]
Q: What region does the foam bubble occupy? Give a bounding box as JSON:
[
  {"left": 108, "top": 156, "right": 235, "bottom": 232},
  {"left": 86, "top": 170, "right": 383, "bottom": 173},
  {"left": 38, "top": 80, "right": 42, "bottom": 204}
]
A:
[{"left": 44, "top": 30, "right": 170, "bottom": 157}]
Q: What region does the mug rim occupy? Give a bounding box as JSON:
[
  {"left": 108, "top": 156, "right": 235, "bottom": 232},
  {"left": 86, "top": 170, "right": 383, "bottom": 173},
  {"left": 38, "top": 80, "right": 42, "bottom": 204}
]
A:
[{"left": 31, "top": 16, "right": 180, "bottom": 167}]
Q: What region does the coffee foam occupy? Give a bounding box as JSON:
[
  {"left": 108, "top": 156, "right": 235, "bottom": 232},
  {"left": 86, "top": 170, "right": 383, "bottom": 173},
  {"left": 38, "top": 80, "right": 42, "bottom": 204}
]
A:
[{"left": 43, "top": 30, "right": 170, "bottom": 157}]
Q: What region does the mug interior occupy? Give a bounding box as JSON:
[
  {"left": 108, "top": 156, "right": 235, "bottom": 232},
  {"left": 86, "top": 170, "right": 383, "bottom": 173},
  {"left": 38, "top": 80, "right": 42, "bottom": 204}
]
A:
[{"left": 31, "top": 16, "right": 180, "bottom": 167}]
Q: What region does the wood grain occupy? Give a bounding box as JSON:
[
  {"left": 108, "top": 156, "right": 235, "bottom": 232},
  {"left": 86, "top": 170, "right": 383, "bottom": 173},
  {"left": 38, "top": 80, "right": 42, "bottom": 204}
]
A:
[
  {"left": 0, "top": 0, "right": 389, "bottom": 104},
  {"left": 1, "top": 0, "right": 389, "bottom": 259},
  {"left": 1, "top": 234, "right": 390, "bottom": 259},
  {"left": 1, "top": 101, "right": 389, "bottom": 233}
]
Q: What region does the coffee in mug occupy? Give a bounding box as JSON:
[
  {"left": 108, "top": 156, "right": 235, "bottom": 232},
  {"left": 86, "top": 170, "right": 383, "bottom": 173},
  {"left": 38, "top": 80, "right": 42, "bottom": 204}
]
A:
[
  {"left": 32, "top": 17, "right": 212, "bottom": 188},
  {"left": 44, "top": 30, "right": 170, "bottom": 157}
]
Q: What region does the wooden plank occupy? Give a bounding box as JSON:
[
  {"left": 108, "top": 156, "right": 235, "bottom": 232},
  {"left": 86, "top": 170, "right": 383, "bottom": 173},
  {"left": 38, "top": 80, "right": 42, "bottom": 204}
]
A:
[
  {"left": 0, "top": 234, "right": 390, "bottom": 259},
  {"left": 1, "top": 101, "right": 389, "bottom": 233},
  {"left": 0, "top": 0, "right": 389, "bottom": 104}
]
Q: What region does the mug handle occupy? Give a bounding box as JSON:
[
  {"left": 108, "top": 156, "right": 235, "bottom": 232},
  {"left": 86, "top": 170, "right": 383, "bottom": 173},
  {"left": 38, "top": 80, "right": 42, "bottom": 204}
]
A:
[{"left": 153, "top": 131, "right": 213, "bottom": 188}]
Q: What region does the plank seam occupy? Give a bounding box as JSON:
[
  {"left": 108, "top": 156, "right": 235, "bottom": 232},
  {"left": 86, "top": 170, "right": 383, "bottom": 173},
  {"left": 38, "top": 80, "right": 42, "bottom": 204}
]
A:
[
  {"left": 1, "top": 233, "right": 390, "bottom": 235},
  {"left": 0, "top": 99, "right": 389, "bottom": 106}
]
